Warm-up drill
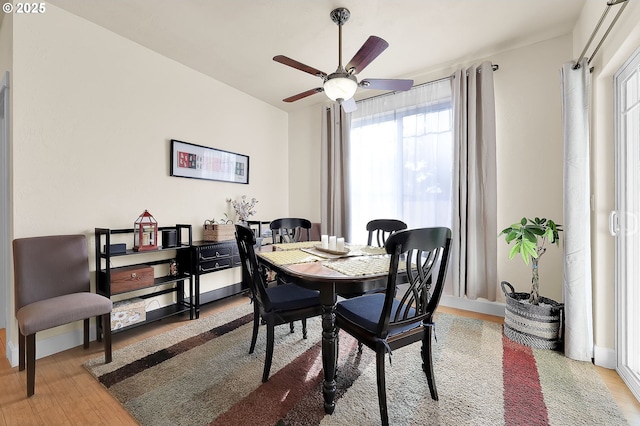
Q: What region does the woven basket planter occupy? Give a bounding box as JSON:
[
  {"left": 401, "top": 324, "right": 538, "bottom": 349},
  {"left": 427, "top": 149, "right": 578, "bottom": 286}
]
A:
[{"left": 501, "top": 281, "right": 564, "bottom": 350}]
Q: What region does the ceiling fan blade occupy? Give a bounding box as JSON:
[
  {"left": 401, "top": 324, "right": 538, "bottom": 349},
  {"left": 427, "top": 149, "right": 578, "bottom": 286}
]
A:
[
  {"left": 283, "top": 88, "right": 324, "bottom": 103},
  {"left": 341, "top": 97, "right": 357, "bottom": 113},
  {"left": 346, "top": 36, "right": 389, "bottom": 75},
  {"left": 273, "top": 55, "right": 328, "bottom": 79},
  {"left": 360, "top": 78, "right": 414, "bottom": 91}
]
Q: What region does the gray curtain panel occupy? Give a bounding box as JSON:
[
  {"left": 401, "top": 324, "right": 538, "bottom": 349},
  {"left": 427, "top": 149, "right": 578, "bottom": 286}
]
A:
[
  {"left": 321, "top": 103, "right": 350, "bottom": 238},
  {"left": 451, "top": 61, "right": 498, "bottom": 301},
  {"left": 560, "top": 59, "right": 594, "bottom": 361}
]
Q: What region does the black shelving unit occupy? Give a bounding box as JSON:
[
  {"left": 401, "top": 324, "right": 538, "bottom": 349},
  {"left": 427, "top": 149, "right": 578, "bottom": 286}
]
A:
[{"left": 94, "top": 224, "right": 194, "bottom": 336}]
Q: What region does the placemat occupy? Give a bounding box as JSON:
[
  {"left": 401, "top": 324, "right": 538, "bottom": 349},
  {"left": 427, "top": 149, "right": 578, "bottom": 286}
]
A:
[
  {"left": 323, "top": 255, "right": 409, "bottom": 276},
  {"left": 258, "top": 249, "right": 322, "bottom": 266},
  {"left": 272, "top": 241, "right": 321, "bottom": 250},
  {"left": 324, "top": 255, "right": 393, "bottom": 276},
  {"left": 347, "top": 245, "right": 387, "bottom": 256}
]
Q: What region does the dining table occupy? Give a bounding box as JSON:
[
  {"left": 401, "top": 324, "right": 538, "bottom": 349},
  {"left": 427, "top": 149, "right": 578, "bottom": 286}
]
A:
[{"left": 256, "top": 241, "right": 391, "bottom": 415}]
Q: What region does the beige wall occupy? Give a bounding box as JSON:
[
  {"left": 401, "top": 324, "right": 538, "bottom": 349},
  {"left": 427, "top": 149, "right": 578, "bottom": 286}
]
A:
[
  {"left": 5, "top": 5, "right": 289, "bottom": 360},
  {"left": 287, "top": 104, "right": 322, "bottom": 222}
]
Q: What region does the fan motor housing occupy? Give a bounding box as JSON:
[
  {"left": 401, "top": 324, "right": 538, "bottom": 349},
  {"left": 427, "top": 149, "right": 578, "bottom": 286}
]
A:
[{"left": 330, "top": 7, "right": 350, "bottom": 26}]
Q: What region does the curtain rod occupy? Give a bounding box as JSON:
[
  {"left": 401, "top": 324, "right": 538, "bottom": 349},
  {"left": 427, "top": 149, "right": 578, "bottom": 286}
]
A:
[
  {"left": 356, "top": 64, "right": 499, "bottom": 104},
  {"left": 572, "top": 0, "right": 629, "bottom": 70}
]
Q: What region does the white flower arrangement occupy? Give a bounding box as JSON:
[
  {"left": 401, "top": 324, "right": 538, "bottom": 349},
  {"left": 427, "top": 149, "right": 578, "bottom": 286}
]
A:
[{"left": 228, "top": 196, "right": 258, "bottom": 223}]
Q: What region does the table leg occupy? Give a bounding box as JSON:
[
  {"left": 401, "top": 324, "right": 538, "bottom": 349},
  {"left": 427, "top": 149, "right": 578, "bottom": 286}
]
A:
[{"left": 321, "top": 302, "right": 337, "bottom": 414}]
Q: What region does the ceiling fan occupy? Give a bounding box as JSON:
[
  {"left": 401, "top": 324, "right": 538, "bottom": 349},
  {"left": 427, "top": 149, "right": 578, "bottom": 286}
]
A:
[{"left": 273, "top": 7, "right": 413, "bottom": 112}]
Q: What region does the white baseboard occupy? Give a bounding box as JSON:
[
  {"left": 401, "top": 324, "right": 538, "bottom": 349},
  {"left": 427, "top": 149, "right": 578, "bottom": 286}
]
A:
[
  {"left": 593, "top": 344, "right": 616, "bottom": 369},
  {"left": 439, "top": 294, "right": 506, "bottom": 317},
  {"left": 6, "top": 326, "right": 98, "bottom": 368}
]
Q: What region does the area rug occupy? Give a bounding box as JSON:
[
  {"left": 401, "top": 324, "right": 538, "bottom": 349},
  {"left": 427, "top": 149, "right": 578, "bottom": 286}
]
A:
[{"left": 85, "top": 301, "right": 628, "bottom": 425}]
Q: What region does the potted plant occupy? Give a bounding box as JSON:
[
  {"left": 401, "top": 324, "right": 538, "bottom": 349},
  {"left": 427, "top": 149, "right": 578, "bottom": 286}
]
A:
[{"left": 499, "top": 217, "right": 564, "bottom": 350}]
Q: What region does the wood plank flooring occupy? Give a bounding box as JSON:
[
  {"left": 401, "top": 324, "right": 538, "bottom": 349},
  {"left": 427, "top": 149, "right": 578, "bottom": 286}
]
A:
[{"left": 1, "top": 298, "right": 638, "bottom": 425}]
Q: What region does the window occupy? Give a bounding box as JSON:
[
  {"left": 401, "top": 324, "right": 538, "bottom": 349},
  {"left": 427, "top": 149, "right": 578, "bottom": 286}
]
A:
[{"left": 347, "top": 80, "right": 453, "bottom": 243}]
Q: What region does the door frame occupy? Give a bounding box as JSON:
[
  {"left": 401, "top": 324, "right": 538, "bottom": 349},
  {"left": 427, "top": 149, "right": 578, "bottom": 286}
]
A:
[
  {"left": 613, "top": 46, "right": 640, "bottom": 402},
  {"left": 0, "top": 71, "right": 10, "bottom": 330}
]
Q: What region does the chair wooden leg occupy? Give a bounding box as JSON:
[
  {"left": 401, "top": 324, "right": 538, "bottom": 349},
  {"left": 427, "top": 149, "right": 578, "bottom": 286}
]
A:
[
  {"left": 422, "top": 326, "right": 438, "bottom": 400},
  {"left": 96, "top": 315, "right": 103, "bottom": 342},
  {"left": 302, "top": 318, "right": 308, "bottom": 339},
  {"left": 18, "top": 330, "right": 25, "bottom": 372},
  {"left": 102, "top": 313, "right": 112, "bottom": 364},
  {"left": 262, "top": 322, "right": 275, "bottom": 382},
  {"left": 376, "top": 349, "right": 389, "bottom": 426},
  {"left": 250, "top": 304, "right": 260, "bottom": 354},
  {"left": 26, "top": 334, "right": 36, "bottom": 397},
  {"left": 83, "top": 318, "right": 90, "bottom": 349},
  {"left": 289, "top": 321, "right": 295, "bottom": 333}
]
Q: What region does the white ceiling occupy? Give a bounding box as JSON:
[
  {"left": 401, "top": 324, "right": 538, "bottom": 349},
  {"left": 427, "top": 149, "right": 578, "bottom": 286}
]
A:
[{"left": 47, "top": 0, "right": 587, "bottom": 113}]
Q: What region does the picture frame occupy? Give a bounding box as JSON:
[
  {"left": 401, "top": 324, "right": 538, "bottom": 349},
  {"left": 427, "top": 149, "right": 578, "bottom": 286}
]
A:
[{"left": 170, "top": 139, "right": 249, "bottom": 184}]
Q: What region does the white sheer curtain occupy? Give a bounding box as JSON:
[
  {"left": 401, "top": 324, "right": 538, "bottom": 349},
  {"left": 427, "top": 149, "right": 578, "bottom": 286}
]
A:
[
  {"left": 347, "top": 79, "right": 453, "bottom": 244},
  {"left": 560, "top": 59, "right": 594, "bottom": 361},
  {"left": 451, "top": 62, "right": 497, "bottom": 301},
  {"left": 321, "top": 103, "right": 350, "bottom": 237}
]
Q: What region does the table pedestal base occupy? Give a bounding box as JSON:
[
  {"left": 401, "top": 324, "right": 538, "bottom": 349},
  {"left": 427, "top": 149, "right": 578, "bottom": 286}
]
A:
[{"left": 321, "top": 303, "right": 337, "bottom": 414}]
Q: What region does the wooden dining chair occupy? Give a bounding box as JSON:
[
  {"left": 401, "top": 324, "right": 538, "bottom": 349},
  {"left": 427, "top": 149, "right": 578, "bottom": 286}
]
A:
[
  {"left": 235, "top": 224, "right": 322, "bottom": 382},
  {"left": 366, "top": 219, "right": 407, "bottom": 247},
  {"left": 337, "top": 219, "right": 408, "bottom": 304},
  {"left": 13, "top": 234, "right": 113, "bottom": 397},
  {"left": 269, "top": 218, "right": 312, "bottom": 244},
  {"left": 335, "top": 227, "right": 452, "bottom": 426}
]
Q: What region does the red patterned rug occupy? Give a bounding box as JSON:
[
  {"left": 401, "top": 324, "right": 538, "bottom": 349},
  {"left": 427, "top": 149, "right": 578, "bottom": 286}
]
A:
[{"left": 85, "top": 301, "right": 628, "bottom": 425}]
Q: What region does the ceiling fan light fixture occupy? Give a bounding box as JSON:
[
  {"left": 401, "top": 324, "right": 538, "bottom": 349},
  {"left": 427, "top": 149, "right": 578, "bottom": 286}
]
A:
[{"left": 323, "top": 74, "right": 358, "bottom": 101}]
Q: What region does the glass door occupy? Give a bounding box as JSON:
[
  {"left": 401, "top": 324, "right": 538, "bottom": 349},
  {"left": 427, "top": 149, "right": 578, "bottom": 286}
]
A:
[{"left": 613, "top": 46, "right": 640, "bottom": 401}]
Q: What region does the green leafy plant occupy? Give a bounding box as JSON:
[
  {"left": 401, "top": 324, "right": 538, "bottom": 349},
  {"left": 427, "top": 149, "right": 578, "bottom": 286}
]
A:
[{"left": 499, "top": 217, "right": 562, "bottom": 305}]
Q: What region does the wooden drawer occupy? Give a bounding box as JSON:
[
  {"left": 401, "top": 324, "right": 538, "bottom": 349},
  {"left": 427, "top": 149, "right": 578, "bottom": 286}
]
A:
[
  {"left": 109, "top": 265, "right": 154, "bottom": 294},
  {"left": 197, "top": 245, "right": 233, "bottom": 261},
  {"left": 199, "top": 257, "right": 232, "bottom": 273}
]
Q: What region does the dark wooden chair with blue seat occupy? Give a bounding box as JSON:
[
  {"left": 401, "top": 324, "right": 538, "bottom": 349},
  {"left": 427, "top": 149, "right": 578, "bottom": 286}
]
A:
[
  {"left": 335, "top": 227, "right": 452, "bottom": 426},
  {"left": 235, "top": 224, "right": 322, "bottom": 382},
  {"left": 13, "top": 234, "right": 113, "bottom": 397},
  {"left": 337, "top": 218, "right": 408, "bottom": 305}
]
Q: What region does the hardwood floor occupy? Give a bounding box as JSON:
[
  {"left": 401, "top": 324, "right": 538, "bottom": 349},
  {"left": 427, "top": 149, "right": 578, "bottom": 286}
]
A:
[{"left": 1, "top": 298, "right": 639, "bottom": 425}]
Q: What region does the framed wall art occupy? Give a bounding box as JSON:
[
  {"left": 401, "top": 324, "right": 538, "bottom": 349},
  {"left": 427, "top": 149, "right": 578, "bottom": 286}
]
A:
[{"left": 170, "top": 139, "right": 249, "bottom": 184}]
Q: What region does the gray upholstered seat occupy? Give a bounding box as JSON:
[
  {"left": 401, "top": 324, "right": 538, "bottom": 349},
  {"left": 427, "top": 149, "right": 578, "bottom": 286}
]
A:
[{"left": 13, "top": 234, "right": 113, "bottom": 397}]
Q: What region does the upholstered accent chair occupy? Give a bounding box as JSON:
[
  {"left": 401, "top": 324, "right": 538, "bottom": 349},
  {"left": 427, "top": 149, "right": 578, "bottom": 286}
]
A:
[{"left": 13, "top": 234, "right": 113, "bottom": 397}]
